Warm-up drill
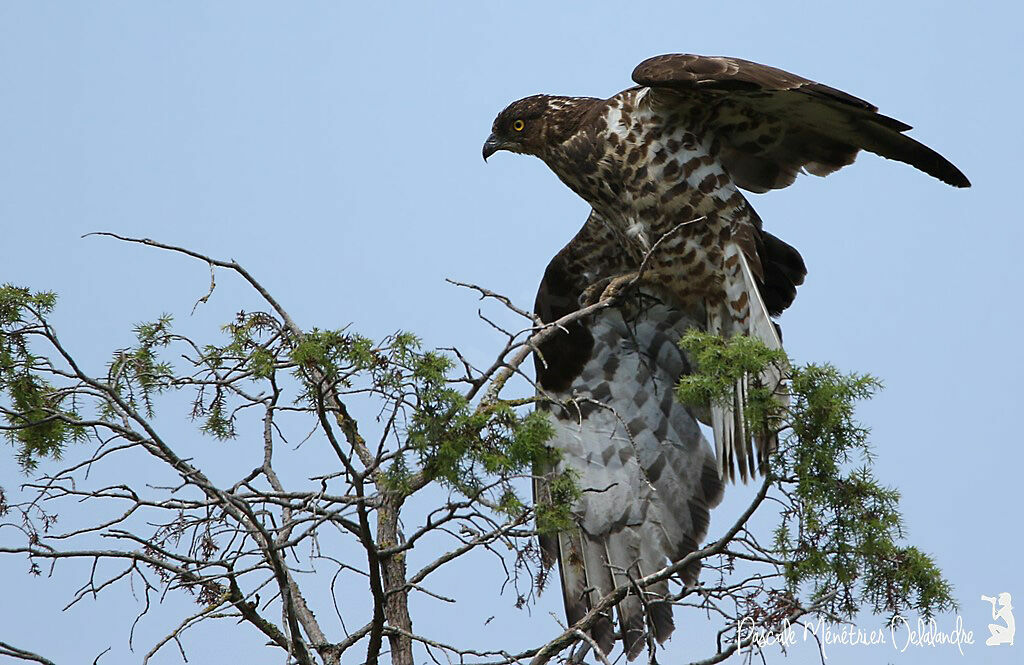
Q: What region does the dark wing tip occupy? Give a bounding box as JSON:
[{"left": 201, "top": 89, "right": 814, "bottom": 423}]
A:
[
  {"left": 947, "top": 168, "right": 972, "bottom": 188},
  {"left": 863, "top": 120, "right": 972, "bottom": 188},
  {"left": 854, "top": 105, "right": 970, "bottom": 186},
  {"left": 944, "top": 171, "right": 971, "bottom": 188}
]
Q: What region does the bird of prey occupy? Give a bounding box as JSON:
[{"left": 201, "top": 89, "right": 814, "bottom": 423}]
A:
[{"left": 483, "top": 54, "right": 969, "bottom": 658}]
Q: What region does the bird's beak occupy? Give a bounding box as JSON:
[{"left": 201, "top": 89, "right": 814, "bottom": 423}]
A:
[{"left": 482, "top": 133, "right": 503, "bottom": 162}]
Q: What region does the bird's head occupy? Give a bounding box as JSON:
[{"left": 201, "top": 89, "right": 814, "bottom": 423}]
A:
[{"left": 483, "top": 95, "right": 596, "bottom": 161}]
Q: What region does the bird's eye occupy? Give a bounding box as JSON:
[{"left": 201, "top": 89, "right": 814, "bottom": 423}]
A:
[{"left": 512, "top": 119, "right": 525, "bottom": 132}]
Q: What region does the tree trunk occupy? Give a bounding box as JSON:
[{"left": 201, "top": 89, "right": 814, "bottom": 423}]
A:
[{"left": 377, "top": 497, "right": 414, "bottom": 665}]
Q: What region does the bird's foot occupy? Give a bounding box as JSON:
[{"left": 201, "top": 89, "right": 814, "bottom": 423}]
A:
[
  {"left": 580, "top": 272, "right": 640, "bottom": 306},
  {"left": 579, "top": 278, "right": 611, "bottom": 307}
]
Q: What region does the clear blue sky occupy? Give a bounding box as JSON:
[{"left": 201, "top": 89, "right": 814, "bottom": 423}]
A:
[{"left": 1, "top": 2, "right": 1020, "bottom": 664}]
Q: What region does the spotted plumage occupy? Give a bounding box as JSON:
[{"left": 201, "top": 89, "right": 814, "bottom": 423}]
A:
[{"left": 484, "top": 53, "right": 969, "bottom": 658}]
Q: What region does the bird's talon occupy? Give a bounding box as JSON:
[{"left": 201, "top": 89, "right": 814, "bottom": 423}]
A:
[{"left": 579, "top": 279, "right": 612, "bottom": 307}]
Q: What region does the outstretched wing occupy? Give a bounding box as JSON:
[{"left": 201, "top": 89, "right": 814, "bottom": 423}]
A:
[
  {"left": 632, "top": 54, "right": 970, "bottom": 192},
  {"left": 533, "top": 212, "right": 724, "bottom": 658}
]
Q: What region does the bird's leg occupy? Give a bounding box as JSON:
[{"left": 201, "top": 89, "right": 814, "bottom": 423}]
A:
[
  {"left": 580, "top": 271, "right": 641, "bottom": 306},
  {"left": 579, "top": 276, "right": 614, "bottom": 306},
  {"left": 600, "top": 271, "right": 641, "bottom": 302}
]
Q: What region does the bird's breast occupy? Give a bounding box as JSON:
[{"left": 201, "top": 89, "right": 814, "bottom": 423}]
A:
[{"left": 574, "top": 99, "right": 748, "bottom": 242}]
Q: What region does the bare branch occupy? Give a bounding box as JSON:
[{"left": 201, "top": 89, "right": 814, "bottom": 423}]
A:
[{"left": 0, "top": 642, "right": 58, "bottom": 665}]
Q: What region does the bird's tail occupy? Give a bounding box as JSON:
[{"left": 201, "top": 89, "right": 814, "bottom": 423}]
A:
[{"left": 706, "top": 245, "right": 786, "bottom": 483}]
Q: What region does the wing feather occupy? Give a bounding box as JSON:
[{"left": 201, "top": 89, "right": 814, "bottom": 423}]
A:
[{"left": 632, "top": 54, "right": 970, "bottom": 190}]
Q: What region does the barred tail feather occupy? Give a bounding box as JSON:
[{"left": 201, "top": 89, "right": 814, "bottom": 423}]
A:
[
  {"left": 534, "top": 306, "right": 724, "bottom": 658},
  {"left": 738, "top": 249, "right": 782, "bottom": 352},
  {"left": 603, "top": 536, "right": 646, "bottom": 658},
  {"left": 739, "top": 250, "right": 786, "bottom": 475},
  {"left": 707, "top": 250, "right": 785, "bottom": 483}
]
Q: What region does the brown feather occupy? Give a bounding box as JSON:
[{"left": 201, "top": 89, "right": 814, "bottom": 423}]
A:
[
  {"left": 496, "top": 51, "right": 966, "bottom": 660},
  {"left": 632, "top": 54, "right": 970, "bottom": 189}
]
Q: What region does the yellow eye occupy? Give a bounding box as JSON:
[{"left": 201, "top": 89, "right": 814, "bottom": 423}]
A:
[{"left": 512, "top": 119, "right": 525, "bottom": 132}]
